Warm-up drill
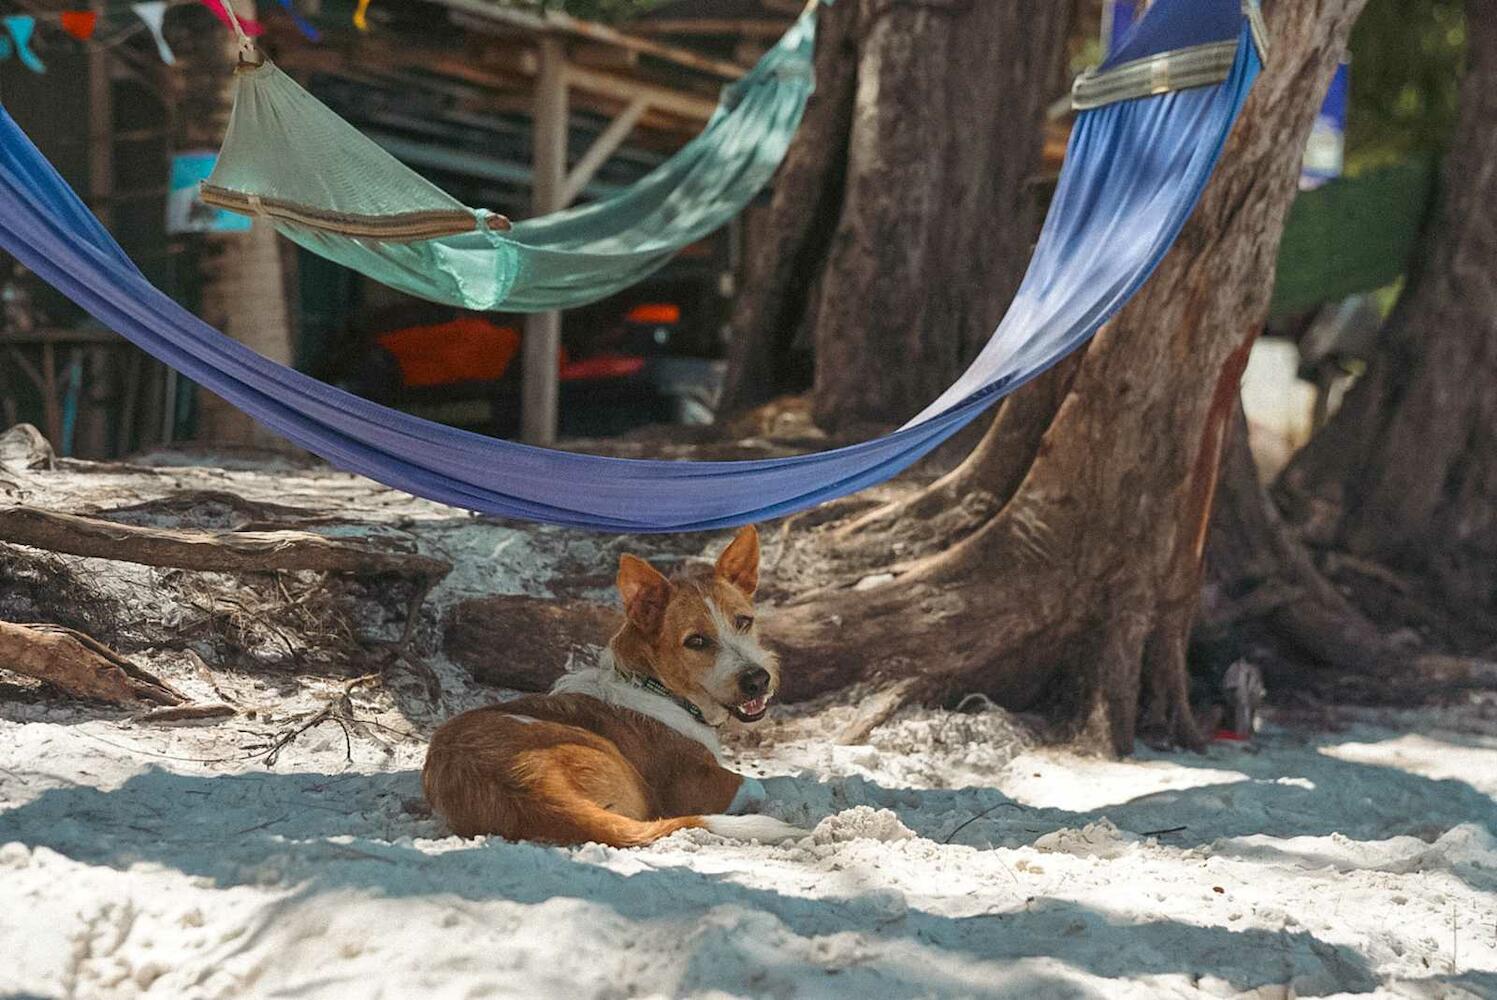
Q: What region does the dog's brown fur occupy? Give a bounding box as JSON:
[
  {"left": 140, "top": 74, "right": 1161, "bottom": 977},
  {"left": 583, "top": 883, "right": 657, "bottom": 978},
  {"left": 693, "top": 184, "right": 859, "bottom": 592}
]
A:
[{"left": 423, "top": 527, "right": 781, "bottom": 847}]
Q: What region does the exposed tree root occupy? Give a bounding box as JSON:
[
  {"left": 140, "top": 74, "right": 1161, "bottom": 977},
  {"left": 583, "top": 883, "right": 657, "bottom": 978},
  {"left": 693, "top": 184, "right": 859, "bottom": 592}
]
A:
[{"left": 1206, "top": 410, "right": 1497, "bottom": 695}]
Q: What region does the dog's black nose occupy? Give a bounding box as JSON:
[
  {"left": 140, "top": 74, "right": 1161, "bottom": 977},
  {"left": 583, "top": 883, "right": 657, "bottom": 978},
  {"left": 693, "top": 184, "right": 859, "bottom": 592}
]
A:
[{"left": 737, "top": 667, "right": 770, "bottom": 698}]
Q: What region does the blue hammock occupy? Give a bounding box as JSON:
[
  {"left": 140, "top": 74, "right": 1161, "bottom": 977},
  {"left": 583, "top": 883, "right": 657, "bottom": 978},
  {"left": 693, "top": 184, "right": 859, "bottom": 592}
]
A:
[{"left": 0, "top": 0, "right": 1263, "bottom": 533}]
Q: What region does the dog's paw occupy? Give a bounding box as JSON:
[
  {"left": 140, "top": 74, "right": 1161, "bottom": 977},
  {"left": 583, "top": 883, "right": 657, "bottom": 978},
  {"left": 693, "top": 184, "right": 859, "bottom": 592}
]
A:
[{"left": 702, "top": 814, "right": 809, "bottom": 844}]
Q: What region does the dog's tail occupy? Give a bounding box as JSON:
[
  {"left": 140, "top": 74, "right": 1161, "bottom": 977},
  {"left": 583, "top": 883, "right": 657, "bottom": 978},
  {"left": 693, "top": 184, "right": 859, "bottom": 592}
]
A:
[{"left": 546, "top": 796, "right": 807, "bottom": 849}]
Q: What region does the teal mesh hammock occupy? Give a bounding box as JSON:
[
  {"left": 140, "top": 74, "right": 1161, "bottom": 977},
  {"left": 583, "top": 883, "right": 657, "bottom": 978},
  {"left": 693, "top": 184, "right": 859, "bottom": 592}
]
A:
[{"left": 201, "top": 3, "right": 821, "bottom": 313}]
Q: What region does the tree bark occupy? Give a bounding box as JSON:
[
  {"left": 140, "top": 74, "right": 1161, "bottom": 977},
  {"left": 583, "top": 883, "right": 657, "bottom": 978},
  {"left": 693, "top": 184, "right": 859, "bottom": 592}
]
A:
[
  {"left": 1278, "top": 0, "right": 1497, "bottom": 615},
  {"left": 171, "top": 0, "right": 295, "bottom": 448},
  {"left": 720, "top": 0, "right": 1070, "bottom": 430},
  {"left": 718, "top": 0, "right": 859, "bottom": 415},
  {"left": 760, "top": 0, "right": 1367, "bottom": 754}
]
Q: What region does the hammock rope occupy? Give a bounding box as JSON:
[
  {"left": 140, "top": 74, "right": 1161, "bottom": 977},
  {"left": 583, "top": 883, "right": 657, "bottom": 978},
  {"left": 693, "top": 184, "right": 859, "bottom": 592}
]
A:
[{"left": 0, "top": 0, "right": 1265, "bottom": 533}]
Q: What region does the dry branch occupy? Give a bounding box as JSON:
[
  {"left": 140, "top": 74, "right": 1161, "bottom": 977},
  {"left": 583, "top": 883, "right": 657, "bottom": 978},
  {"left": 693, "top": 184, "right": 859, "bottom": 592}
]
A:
[
  {"left": 136, "top": 702, "right": 237, "bottom": 723},
  {"left": 836, "top": 678, "right": 919, "bottom": 745},
  {"left": 0, "top": 505, "right": 451, "bottom": 581},
  {"left": 0, "top": 620, "right": 183, "bottom": 704}
]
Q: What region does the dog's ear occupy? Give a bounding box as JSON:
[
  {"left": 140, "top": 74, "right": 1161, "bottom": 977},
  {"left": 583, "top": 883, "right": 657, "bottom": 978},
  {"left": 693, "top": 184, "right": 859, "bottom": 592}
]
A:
[
  {"left": 618, "top": 554, "right": 671, "bottom": 634},
  {"left": 714, "top": 525, "right": 759, "bottom": 596}
]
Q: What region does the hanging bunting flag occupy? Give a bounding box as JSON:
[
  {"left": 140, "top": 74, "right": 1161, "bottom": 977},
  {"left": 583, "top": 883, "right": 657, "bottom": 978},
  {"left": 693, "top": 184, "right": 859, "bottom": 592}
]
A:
[
  {"left": 353, "top": 0, "right": 372, "bottom": 32},
  {"left": 276, "top": 0, "right": 320, "bottom": 42},
  {"left": 131, "top": 1, "right": 176, "bottom": 64},
  {"left": 2, "top": 16, "right": 46, "bottom": 74},
  {"left": 59, "top": 10, "right": 100, "bottom": 42},
  {"left": 200, "top": 0, "right": 264, "bottom": 37}
]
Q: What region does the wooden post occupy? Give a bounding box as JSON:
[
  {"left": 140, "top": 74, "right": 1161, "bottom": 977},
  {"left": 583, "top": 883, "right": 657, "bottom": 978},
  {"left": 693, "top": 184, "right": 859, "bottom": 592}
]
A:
[
  {"left": 82, "top": 3, "right": 115, "bottom": 458},
  {"left": 521, "top": 35, "right": 568, "bottom": 446}
]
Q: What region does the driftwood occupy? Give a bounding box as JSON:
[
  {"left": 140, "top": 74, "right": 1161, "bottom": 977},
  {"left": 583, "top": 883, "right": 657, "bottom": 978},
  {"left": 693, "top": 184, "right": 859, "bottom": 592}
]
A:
[
  {"left": 836, "top": 678, "right": 919, "bottom": 745},
  {"left": 92, "top": 490, "right": 343, "bottom": 531},
  {"left": 0, "top": 621, "right": 183, "bottom": 704},
  {"left": 136, "top": 702, "right": 237, "bottom": 723},
  {"left": 0, "top": 505, "right": 451, "bottom": 581},
  {"left": 445, "top": 595, "right": 618, "bottom": 690}
]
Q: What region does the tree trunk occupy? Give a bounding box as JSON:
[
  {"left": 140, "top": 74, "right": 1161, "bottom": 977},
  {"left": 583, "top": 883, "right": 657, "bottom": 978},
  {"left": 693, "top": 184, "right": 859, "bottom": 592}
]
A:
[
  {"left": 763, "top": 0, "right": 1367, "bottom": 755},
  {"left": 1278, "top": 0, "right": 1497, "bottom": 615},
  {"left": 720, "top": 0, "right": 1070, "bottom": 431},
  {"left": 1206, "top": 409, "right": 1497, "bottom": 697},
  {"left": 171, "top": 1, "right": 295, "bottom": 448}
]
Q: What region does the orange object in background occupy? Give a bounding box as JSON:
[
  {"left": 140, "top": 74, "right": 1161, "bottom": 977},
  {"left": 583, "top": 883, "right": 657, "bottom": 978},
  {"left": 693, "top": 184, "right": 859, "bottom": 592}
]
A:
[
  {"left": 378, "top": 316, "right": 521, "bottom": 388},
  {"left": 559, "top": 355, "right": 646, "bottom": 381},
  {"left": 625, "top": 303, "right": 681, "bottom": 325}
]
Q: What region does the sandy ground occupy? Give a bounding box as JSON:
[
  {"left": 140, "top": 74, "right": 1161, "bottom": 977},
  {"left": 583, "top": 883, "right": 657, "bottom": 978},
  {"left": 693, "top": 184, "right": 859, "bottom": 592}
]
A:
[
  {"left": 3, "top": 453, "right": 1497, "bottom": 999},
  {"left": 4, "top": 698, "right": 1497, "bottom": 999}
]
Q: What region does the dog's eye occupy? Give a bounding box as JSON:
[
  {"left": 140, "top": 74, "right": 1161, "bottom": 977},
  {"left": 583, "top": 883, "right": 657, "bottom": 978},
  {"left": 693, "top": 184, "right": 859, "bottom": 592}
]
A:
[
  {"left": 683, "top": 633, "right": 711, "bottom": 650},
  {"left": 734, "top": 615, "right": 754, "bottom": 632}
]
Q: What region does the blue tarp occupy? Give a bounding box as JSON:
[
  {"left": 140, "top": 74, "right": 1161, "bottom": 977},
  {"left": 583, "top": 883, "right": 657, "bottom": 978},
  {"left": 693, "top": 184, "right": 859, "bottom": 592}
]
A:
[{"left": 0, "top": 0, "right": 1261, "bottom": 533}]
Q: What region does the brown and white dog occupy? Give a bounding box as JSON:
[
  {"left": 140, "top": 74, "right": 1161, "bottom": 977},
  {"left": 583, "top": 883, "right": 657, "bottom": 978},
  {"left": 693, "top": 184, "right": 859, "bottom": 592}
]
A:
[{"left": 422, "top": 525, "right": 804, "bottom": 848}]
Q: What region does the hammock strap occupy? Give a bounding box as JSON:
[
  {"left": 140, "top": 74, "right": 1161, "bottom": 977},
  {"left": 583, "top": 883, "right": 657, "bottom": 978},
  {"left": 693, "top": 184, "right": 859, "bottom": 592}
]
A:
[
  {"left": 217, "top": 0, "right": 263, "bottom": 68},
  {"left": 1244, "top": 0, "right": 1271, "bottom": 63},
  {"left": 199, "top": 180, "right": 512, "bottom": 239},
  {"left": 1072, "top": 0, "right": 1269, "bottom": 112}
]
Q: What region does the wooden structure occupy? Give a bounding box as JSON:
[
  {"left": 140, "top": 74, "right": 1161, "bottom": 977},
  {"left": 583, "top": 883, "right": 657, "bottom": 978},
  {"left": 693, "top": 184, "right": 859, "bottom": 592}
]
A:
[
  {"left": 0, "top": 1, "right": 176, "bottom": 458},
  {"left": 0, "top": 0, "right": 802, "bottom": 453},
  {"left": 268, "top": 0, "right": 792, "bottom": 446}
]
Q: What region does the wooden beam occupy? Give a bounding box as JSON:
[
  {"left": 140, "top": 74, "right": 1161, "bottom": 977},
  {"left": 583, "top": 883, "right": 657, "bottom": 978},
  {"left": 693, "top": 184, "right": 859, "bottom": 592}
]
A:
[
  {"left": 561, "top": 95, "right": 648, "bottom": 207},
  {"left": 630, "top": 19, "right": 792, "bottom": 38},
  {"left": 562, "top": 62, "right": 716, "bottom": 123},
  {"left": 568, "top": 41, "right": 638, "bottom": 72},
  {"left": 521, "top": 36, "right": 568, "bottom": 447},
  {"left": 441, "top": 0, "right": 750, "bottom": 80},
  {"left": 274, "top": 36, "right": 716, "bottom": 123}
]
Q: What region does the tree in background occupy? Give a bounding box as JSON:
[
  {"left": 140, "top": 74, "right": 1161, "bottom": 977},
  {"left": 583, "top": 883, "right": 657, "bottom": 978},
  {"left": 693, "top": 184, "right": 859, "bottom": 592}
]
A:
[
  {"left": 1344, "top": 0, "right": 1464, "bottom": 164},
  {"left": 718, "top": 1, "right": 1071, "bottom": 432},
  {"left": 170, "top": 0, "right": 295, "bottom": 448},
  {"left": 738, "top": 0, "right": 1367, "bottom": 753},
  {"left": 1276, "top": 0, "right": 1497, "bottom": 621}
]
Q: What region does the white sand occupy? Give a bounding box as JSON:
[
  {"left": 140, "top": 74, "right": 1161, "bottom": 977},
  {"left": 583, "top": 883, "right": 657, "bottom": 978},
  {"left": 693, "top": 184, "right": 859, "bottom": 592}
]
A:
[
  {"left": 2, "top": 456, "right": 1496, "bottom": 998},
  {"left": 2, "top": 699, "right": 1496, "bottom": 999}
]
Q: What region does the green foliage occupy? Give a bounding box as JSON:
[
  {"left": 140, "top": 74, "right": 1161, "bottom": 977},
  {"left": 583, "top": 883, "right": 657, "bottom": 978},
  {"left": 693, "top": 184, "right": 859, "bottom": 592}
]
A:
[{"left": 1346, "top": 0, "right": 1465, "bottom": 167}]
